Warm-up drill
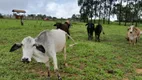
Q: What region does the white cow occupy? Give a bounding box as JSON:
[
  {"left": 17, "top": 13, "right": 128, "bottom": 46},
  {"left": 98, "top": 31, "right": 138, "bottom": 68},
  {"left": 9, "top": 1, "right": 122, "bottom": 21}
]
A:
[{"left": 10, "top": 29, "right": 76, "bottom": 80}]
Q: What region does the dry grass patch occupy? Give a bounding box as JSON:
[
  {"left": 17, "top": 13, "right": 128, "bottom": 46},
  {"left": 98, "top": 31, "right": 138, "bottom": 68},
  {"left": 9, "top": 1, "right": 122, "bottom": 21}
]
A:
[{"left": 136, "top": 68, "right": 142, "bottom": 74}]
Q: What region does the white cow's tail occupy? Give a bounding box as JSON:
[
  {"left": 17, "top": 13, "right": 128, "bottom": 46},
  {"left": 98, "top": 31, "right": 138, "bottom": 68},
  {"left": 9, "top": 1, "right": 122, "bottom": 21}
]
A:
[{"left": 65, "top": 33, "right": 77, "bottom": 47}]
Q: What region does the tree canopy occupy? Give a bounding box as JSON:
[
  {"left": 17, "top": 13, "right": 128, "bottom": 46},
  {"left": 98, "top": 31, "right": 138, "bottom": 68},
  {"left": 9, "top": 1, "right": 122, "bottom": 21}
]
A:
[{"left": 78, "top": 0, "right": 142, "bottom": 26}]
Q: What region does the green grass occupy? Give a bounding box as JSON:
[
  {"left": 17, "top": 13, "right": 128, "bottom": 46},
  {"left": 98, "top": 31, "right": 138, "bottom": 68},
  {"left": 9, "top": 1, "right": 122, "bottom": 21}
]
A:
[{"left": 0, "top": 19, "right": 142, "bottom": 80}]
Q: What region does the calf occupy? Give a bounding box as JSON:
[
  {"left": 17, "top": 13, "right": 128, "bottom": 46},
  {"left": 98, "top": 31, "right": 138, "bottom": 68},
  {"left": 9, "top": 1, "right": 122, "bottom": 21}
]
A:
[
  {"left": 94, "top": 24, "right": 105, "bottom": 42},
  {"left": 126, "top": 25, "right": 142, "bottom": 45},
  {"left": 10, "top": 29, "right": 76, "bottom": 80},
  {"left": 85, "top": 22, "right": 95, "bottom": 40},
  {"left": 54, "top": 22, "right": 70, "bottom": 39}
]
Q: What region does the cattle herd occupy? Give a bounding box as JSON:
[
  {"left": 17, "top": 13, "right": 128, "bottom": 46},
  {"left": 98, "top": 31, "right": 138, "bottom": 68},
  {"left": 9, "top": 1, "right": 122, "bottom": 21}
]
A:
[{"left": 9, "top": 20, "right": 142, "bottom": 80}]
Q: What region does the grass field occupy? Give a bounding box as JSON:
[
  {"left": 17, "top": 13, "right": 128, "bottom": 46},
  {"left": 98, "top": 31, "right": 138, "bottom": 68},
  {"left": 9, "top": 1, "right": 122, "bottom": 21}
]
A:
[{"left": 0, "top": 19, "right": 142, "bottom": 80}]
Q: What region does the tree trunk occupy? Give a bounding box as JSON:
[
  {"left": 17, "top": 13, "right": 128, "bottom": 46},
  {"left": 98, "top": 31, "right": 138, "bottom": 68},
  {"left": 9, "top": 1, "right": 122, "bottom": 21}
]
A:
[
  {"left": 135, "top": 0, "right": 140, "bottom": 27},
  {"left": 91, "top": 17, "right": 92, "bottom": 23},
  {"left": 119, "top": 0, "right": 122, "bottom": 25},
  {"left": 124, "top": 0, "right": 128, "bottom": 26},
  {"left": 108, "top": 6, "right": 111, "bottom": 24},
  {"left": 103, "top": 18, "right": 105, "bottom": 24},
  {"left": 94, "top": 6, "right": 97, "bottom": 24},
  {"left": 98, "top": 4, "right": 101, "bottom": 24},
  {"left": 132, "top": 0, "right": 137, "bottom": 25},
  {"left": 103, "top": 0, "right": 106, "bottom": 24}
]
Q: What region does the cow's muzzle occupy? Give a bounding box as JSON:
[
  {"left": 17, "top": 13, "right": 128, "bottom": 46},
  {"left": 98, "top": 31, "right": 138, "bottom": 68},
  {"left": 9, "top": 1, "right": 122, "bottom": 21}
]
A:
[
  {"left": 22, "top": 58, "right": 30, "bottom": 63},
  {"left": 130, "top": 32, "right": 132, "bottom": 34}
]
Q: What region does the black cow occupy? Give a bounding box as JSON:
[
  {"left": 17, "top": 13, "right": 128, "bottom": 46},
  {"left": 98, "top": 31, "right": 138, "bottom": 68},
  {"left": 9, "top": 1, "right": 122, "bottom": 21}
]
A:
[
  {"left": 94, "top": 24, "right": 105, "bottom": 42},
  {"left": 85, "top": 22, "right": 95, "bottom": 40},
  {"left": 54, "top": 22, "right": 70, "bottom": 39},
  {"left": 64, "top": 21, "right": 71, "bottom": 29}
]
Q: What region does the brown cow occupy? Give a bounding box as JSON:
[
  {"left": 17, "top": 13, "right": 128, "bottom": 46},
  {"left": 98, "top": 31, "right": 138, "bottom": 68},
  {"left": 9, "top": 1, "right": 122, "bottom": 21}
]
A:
[
  {"left": 126, "top": 25, "right": 142, "bottom": 45},
  {"left": 54, "top": 22, "right": 70, "bottom": 39}
]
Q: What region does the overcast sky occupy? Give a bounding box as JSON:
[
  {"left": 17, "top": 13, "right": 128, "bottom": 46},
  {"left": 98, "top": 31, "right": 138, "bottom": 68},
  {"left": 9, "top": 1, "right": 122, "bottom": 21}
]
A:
[
  {"left": 0, "top": 0, "right": 80, "bottom": 18},
  {"left": 0, "top": 0, "right": 117, "bottom": 21}
]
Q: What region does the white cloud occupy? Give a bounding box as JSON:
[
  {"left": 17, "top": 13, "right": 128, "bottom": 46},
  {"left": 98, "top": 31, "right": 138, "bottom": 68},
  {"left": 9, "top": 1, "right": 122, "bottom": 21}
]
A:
[
  {"left": 45, "top": 2, "right": 80, "bottom": 18},
  {"left": 110, "top": 15, "right": 117, "bottom": 21},
  {"left": 0, "top": 0, "right": 29, "bottom": 13}
]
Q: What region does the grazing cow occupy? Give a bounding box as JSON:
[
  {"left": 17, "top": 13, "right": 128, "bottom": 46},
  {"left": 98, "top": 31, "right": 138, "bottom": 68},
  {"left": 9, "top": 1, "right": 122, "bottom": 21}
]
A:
[
  {"left": 85, "top": 22, "right": 95, "bottom": 40},
  {"left": 126, "top": 25, "right": 142, "bottom": 45},
  {"left": 54, "top": 22, "right": 70, "bottom": 39},
  {"left": 94, "top": 24, "right": 105, "bottom": 42},
  {"left": 9, "top": 29, "right": 76, "bottom": 80}
]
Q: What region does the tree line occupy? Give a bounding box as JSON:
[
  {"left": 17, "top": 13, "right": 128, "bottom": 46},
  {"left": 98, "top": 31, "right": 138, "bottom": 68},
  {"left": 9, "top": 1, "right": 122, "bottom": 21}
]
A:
[
  {"left": 78, "top": 0, "right": 142, "bottom": 26},
  {"left": 0, "top": 13, "right": 58, "bottom": 20}
]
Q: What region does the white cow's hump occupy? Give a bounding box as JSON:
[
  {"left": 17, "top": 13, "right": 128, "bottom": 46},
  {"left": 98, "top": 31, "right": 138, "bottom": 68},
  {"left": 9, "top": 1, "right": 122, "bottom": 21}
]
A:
[{"left": 50, "top": 29, "right": 66, "bottom": 34}]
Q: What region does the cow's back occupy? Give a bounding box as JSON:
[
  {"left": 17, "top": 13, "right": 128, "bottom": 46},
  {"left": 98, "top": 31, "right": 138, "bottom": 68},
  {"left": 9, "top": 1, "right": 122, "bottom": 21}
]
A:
[
  {"left": 50, "top": 29, "right": 66, "bottom": 52},
  {"left": 95, "top": 24, "right": 102, "bottom": 34},
  {"left": 62, "top": 24, "right": 68, "bottom": 32}
]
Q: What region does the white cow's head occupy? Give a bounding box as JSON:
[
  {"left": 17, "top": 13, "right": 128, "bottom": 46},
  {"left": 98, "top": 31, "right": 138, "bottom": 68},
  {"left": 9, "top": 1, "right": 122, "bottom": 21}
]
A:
[{"left": 10, "top": 36, "right": 45, "bottom": 63}]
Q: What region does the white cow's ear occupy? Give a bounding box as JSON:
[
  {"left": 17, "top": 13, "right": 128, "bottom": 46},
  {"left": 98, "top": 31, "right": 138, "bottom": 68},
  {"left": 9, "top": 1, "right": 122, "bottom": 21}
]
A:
[
  {"left": 10, "top": 43, "right": 22, "bottom": 52},
  {"left": 33, "top": 44, "right": 45, "bottom": 53}
]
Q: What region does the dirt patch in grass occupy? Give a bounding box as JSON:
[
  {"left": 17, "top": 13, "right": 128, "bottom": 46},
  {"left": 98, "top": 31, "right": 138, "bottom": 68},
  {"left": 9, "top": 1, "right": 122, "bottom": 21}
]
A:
[
  {"left": 123, "top": 78, "right": 129, "bottom": 80},
  {"left": 29, "top": 68, "right": 78, "bottom": 78},
  {"left": 0, "top": 41, "right": 6, "bottom": 45},
  {"left": 80, "top": 63, "right": 86, "bottom": 70},
  {"left": 68, "top": 64, "right": 82, "bottom": 71},
  {"left": 136, "top": 68, "right": 142, "bottom": 74},
  {"left": 30, "top": 69, "right": 47, "bottom": 77}
]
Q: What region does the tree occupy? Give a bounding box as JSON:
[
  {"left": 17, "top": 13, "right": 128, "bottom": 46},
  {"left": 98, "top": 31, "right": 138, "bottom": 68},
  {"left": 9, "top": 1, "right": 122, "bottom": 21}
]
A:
[
  {"left": 98, "top": 0, "right": 103, "bottom": 23},
  {"left": 78, "top": 0, "right": 89, "bottom": 22},
  {"left": 71, "top": 14, "right": 80, "bottom": 21},
  {"left": 108, "top": 0, "right": 114, "bottom": 24},
  {"left": 36, "top": 14, "right": 46, "bottom": 20},
  {"left": 124, "top": 0, "right": 129, "bottom": 26},
  {"left": 0, "top": 13, "right": 3, "bottom": 18},
  {"left": 78, "top": 0, "right": 96, "bottom": 23},
  {"left": 102, "top": 0, "right": 107, "bottom": 24},
  {"left": 28, "top": 14, "right": 36, "bottom": 19},
  {"left": 134, "top": 0, "right": 142, "bottom": 26},
  {"left": 93, "top": 0, "right": 99, "bottom": 23},
  {"left": 118, "top": 0, "right": 123, "bottom": 25},
  {"left": 137, "top": 0, "right": 142, "bottom": 24}
]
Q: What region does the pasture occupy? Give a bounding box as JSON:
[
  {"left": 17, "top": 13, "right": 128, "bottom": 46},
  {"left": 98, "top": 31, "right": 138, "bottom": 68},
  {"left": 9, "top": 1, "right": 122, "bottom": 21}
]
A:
[{"left": 0, "top": 19, "right": 142, "bottom": 80}]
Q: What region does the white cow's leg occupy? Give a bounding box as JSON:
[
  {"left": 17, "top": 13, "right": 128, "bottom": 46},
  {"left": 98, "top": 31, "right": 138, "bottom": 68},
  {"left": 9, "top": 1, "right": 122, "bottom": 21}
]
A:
[
  {"left": 45, "top": 61, "right": 50, "bottom": 79},
  {"left": 52, "top": 54, "right": 58, "bottom": 70},
  {"left": 51, "top": 52, "right": 62, "bottom": 80},
  {"left": 63, "top": 45, "right": 67, "bottom": 67}
]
